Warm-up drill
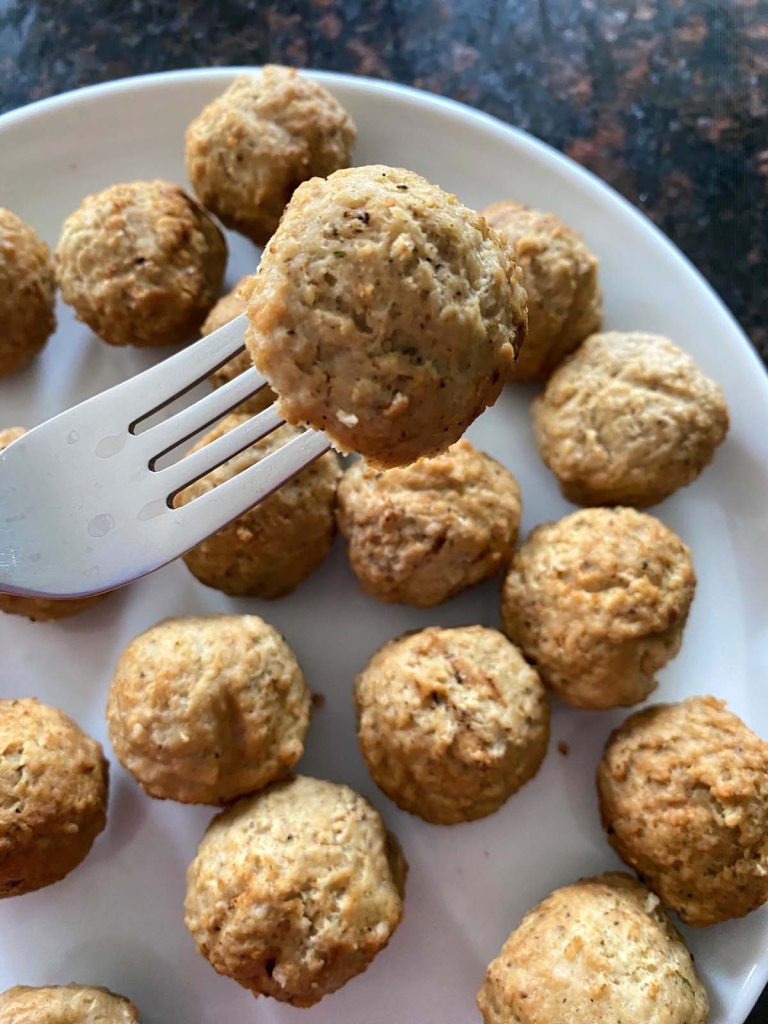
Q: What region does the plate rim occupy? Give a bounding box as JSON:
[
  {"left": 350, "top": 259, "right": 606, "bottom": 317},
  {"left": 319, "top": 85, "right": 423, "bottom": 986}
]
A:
[{"left": 1, "top": 66, "right": 767, "bottom": 1023}]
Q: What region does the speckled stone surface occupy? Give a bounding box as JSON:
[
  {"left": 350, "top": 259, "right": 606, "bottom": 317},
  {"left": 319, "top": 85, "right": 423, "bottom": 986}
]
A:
[
  {"left": 1, "top": 0, "right": 766, "bottom": 363},
  {"left": 1, "top": 1, "right": 767, "bottom": 1018}
]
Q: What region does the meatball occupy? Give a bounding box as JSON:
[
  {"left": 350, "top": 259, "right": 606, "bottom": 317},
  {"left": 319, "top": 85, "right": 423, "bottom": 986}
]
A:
[
  {"left": 0, "top": 208, "right": 56, "bottom": 375},
  {"left": 477, "top": 872, "right": 708, "bottom": 1024},
  {"left": 202, "top": 274, "right": 275, "bottom": 415},
  {"left": 245, "top": 164, "right": 527, "bottom": 468},
  {"left": 0, "top": 984, "right": 139, "bottom": 1023},
  {"left": 176, "top": 416, "right": 341, "bottom": 597},
  {"left": 186, "top": 67, "right": 356, "bottom": 245},
  {"left": 481, "top": 200, "right": 602, "bottom": 380},
  {"left": 55, "top": 180, "right": 226, "bottom": 347},
  {"left": 355, "top": 626, "right": 549, "bottom": 824},
  {"left": 598, "top": 696, "right": 768, "bottom": 927},
  {"left": 184, "top": 775, "right": 406, "bottom": 1007},
  {"left": 532, "top": 331, "right": 729, "bottom": 507},
  {"left": 337, "top": 439, "right": 522, "bottom": 608},
  {"left": 107, "top": 614, "right": 311, "bottom": 805},
  {"left": 0, "top": 428, "right": 108, "bottom": 622},
  {"left": 500, "top": 508, "right": 695, "bottom": 710},
  {"left": 0, "top": 698, "right": 108, "bottom": 898}
]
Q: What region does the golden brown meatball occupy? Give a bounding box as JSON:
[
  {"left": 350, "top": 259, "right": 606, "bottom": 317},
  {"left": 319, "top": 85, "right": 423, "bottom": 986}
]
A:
[
  {"left": 477, "top": 872, "right": 708, "bottom": 1024},
  {"left": 245, "top": 165, "right": 527, "bottom": 468},
  {"left": 0, "top": 984, "right": 139, "bottom": 1023},
  {"left": 176, "top": 415, "right": 341, "bottom": 598},
  {"left": 107, "top": 615, "right": 311, "bottom": 805},
  {"left": 0, "top": 428, "right": 108, "bottom": 622},
  {"left": 337, "top": 440, "right": 521, "bottom": 608},
  {"left": 355, "top": 626, "right": 549, "bottom": 824},
  {"left": 0, "top": 698, "right": 108, "bottom": 898},
  {"left": 500, "top": 508, "right": 695, "bottom": 710},
  {"left": 0, "top": 208, "right": 56, "bottom": 375},
  {"left": 481, "top": 200, "right": 602, "bottom": 380},
  {"left": 598, "top": 696, "right": 768, "bottom": 927},
  {"left": 55, "top": 180, "right": 226, "bottom": 347},
  {"left": 202, "top": 274, "right": 275, "bottom": 415},
  {"left": 532, "top": 331, "right": 729, "bottom": 507},
  {"left": 184, "top": 775, "right": 406, "bottom": 1007},
  {"left": 186, "top": 67, "right": 356, "bottom": 245}
]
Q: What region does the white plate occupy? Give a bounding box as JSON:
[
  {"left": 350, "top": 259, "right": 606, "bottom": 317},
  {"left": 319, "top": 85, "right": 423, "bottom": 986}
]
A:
[{"left": 1, "top": 69, "right": 768, "bottom": 1024}]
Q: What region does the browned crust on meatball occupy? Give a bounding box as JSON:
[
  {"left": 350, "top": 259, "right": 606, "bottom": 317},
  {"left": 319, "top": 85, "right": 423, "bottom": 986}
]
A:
[
  {"left": 0, "top": 699, "right": 108, "bottom": 898},
  {"left": 0, "top": 208, "right": 56, "bottom": 376},
  {"left": 481, "top": 199, "right": 602, "bottom": 381},
  {"left": 598, "top": 696, "right": 768, "bottom": 927},
  {"left": 186, "top": 67, "right": 357, "bottom": 245},
  {"left": 107, "top": 614, "right": 311, "bottom": 805},
  {"left": 202, "top": 274, "right": 276, "bottom": 415},
  {"left": 0, "top": 984, "right": 140, "bottom": 1022},
  {"left": 336, "top": 439, "right": 522, "bottom": 608},
  {"left": 355, "top": 626, "right": 549, "bottom": 824},
  {"left": 477, "top": 872, "right": 709, "bottom": 1024},
  {"left": 184, "top": 775, "right": 406, "bottom": 1007},
  {"left": 55, "top": 180, "right": 226, "bottom": 347},
  {"left": 176, "top": 415, "right": 341, "bottom": 598},
  {"left": 245, "top": 164, "right": 527, "bottom": 468},
  {"left": 500, "top": 507, "right": 696, "bottom": 710},
  {"left": 532, "top": 331, "right": 729, "bottom": 507}
]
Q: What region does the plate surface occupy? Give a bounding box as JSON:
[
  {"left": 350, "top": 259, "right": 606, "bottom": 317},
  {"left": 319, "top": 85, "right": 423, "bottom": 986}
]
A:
[{"left": 1, "top": 69, "right": 768, "bottom": 1024}]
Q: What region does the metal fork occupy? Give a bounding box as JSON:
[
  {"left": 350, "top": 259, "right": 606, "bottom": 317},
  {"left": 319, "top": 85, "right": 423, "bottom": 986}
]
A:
[{"left": 0, "top": 314, "right": 331, "bottom": 599}]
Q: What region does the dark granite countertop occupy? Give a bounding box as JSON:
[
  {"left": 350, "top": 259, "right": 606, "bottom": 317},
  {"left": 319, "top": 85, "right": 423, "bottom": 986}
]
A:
[{"left": 1, "top": 1, "right": 767, "bottom": 1020}]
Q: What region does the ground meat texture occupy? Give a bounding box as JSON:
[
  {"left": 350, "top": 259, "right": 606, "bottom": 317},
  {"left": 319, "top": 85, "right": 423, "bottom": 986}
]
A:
[
  {"left": 55, "top": 180, "right": 226, "bottom": 347},
  {"left": 176, "top": 415, "right": 341, "bottom": 598},
  {"left": 0, "top": 699, "right": 108, "bottom": 898},
  {"left": 477, "top": 872, "right": 709, "bottom": 1024},
  {"left": 598, "top": 696, "right": 768, "bottom": 927},
  {"left": 500, "top": 507, "right": 695, "bottom": 710},
  {"left": 184, "top": 775, "right": 406, "bottom": 1007},
  {"left": 355, "top": 626, "right": 549, "bottom": 824},
  {"left": 202, "top": 274, "right": 276, "bottom": 415},
  {"left": 245, "top": 164, "right": 527, "bottom": 468},
  {"left": 336, "top": 439, "right": 522, "bottom": 608},
  {"left": 185, "top": 67, "right": 356, "bottom": 245},
  {"left": 481, "top": 199, "right": 602, "bottom": 381},
  {"left": 0, "top": 984, "right": 140, "bottom": 1023},
  {"left": 0, "top": 208, "right": 56, "bottom": 375},
  {"left": 107, "top": 614, "right": 311, "bottom": 805},
  {"left": 532, "top": 331, "right": 729, "bottom": 507},
  {"left": 0, "top": 428, "right": 108, "bottom": 621}
]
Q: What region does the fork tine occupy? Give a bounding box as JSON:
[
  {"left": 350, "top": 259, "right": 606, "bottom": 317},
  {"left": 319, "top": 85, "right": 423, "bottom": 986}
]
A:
[
  {"left": 139, "top": 366, "right": 271, "bottom": 466},
  {"left": 170, "top": 428, "right": 332, "bottom": 547},
  {"left": 158, "top": 402, "right": 286, "bottom": 499},
  {"left": 128, "top": 314, "right": 249, "bottom": 429}
]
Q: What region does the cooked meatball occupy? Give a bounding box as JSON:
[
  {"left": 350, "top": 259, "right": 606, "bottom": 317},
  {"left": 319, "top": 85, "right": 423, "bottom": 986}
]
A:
[
  {"left": 477, "top": 872, "right": 708, "bottom": 1024},
  {"left": 355, "top": 626, "right": 549, "bottom": 824},
  {"left": 533, "top": 331, "right": 729, "bottom": 507},
  {"left": 245, "top": 164, "right": 527, "bottom": 468},
  {"left": 202, "top": 274, "right": 275, "bottom": 415},
  {"left": 107, "top": 614, "right": 311, "bottom": 805},
  {"left": 186, "top": 67, "right": 356, "bottom": 245},
  {"left": 184, "top": 775, "right": 406, "bottom": 1007},
  {"left": 0, "top": 698, "right": 108, "bottom": 898},
  {"left": 500, "top": 508, "right": 695, "bottom": 710},
  {"left": 0, "top": 208, "right": 56, "bottom": 375},
  {"left": 481, "top": 200, "right": 602, "bottom": 380},
  {"left": 176, "top": 415, "right": 341, "bottom": 598},
  {"left": 598, "top": 696, "right": 768, "bottom": 927},
  {"left": 0, "top": 984, "right": 139, "bottom": 1023},
  {"left": 337, "top": 439, "right": 521, "bottom": 608},
  {"left": 55, "top": 180, "right": 226, "bottom": 347},
  {"left": 0, "top": 428, "right": 108, "bottom": 622}
]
